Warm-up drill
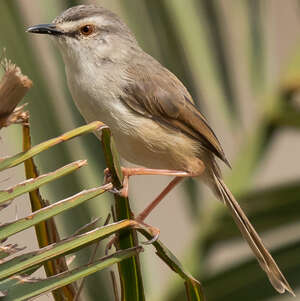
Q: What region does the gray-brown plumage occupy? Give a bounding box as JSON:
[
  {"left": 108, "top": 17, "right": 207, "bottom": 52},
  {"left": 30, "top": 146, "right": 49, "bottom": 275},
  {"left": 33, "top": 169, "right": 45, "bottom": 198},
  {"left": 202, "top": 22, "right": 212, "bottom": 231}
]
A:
[
  {"left": 27, "top": 4, "right": 295, "bottom": 295},
  {"left": 120, "top": 58, "right": 293, "bottom": 294},
  {"left": 122, "top": 63, "right": 230, "bottom": 166}
]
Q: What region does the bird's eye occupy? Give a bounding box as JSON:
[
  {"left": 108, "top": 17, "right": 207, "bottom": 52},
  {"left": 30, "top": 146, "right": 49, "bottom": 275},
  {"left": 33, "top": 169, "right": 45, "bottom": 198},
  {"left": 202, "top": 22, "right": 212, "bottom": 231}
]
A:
[{"left": 80, "top": 24, "right": 95, "bottom": 36}]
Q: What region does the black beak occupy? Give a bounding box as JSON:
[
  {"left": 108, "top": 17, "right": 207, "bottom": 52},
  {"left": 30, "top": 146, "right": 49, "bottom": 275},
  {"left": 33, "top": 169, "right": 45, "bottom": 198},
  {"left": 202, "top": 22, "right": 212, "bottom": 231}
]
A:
[{"left": 26, "top": 23, "right": 63, "bottom": 36}]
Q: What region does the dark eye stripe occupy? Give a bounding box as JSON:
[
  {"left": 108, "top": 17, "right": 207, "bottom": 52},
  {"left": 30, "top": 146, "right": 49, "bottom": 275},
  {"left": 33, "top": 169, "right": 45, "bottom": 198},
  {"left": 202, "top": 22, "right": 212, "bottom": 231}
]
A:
[{"left": 62, "top": 30, "right": 78, "bottom": 38}]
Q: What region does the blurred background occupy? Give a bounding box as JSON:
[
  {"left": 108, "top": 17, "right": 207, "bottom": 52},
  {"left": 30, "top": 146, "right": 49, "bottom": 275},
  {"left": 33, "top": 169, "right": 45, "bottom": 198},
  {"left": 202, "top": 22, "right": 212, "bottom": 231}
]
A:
[{"left": 1, "top": 0, "right": 300, "bottom": 300}]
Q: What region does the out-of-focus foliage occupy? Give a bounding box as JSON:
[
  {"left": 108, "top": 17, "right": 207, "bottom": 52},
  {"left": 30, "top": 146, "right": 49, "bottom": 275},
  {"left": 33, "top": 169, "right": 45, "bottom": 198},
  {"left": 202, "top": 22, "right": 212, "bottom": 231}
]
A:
[{"left": 1, "top": 0, "right": 300, "bottom": 300}]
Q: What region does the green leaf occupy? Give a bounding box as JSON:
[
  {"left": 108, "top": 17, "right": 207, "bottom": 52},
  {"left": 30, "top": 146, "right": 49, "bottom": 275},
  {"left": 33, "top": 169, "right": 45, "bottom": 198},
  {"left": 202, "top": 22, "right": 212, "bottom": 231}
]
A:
[
  {"left": 0, "top": 219, "right": 136, "bottom": 280},
  {"left": 2, "top": 247, "right": 143, "bottom": 301},
  {"left": 185, "top": 281, "right": 205, "bottom": 301},
  {"left": 0, "top": 184, "right": 112, "bottom": 241},
  {"left": 0, "top": 277, "right": 21, "bottom": 292},
  {"left": 0, "top": 266, "right": 42, "bottom": 291},
  {"left": 0, "top": 121, "right": 106, "bottom": 172},
  {"left": 0, "top": 160, "right": 87, "bottom": 205},
  {"left": 101, "top": 127, "right": 145, "bottom": 301},
  {"left": 22, "top": 123, "right": 78, "bottom": 301},
  {"left": 0, "top": 244, "right": 25, "bottom": 260},
  {"left": 138, "top": 229, "right": 205, "bottom": 301}
]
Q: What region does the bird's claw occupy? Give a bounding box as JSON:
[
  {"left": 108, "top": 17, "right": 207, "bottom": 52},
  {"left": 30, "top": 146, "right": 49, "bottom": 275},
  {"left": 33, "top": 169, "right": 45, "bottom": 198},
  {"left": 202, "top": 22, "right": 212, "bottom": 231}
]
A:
[
  {"left": 103, "top": 168, "right": 112, "bottom": 185},
  {"left": 141, "top": 232, "right": 160, "bottom": 245},
  {"left": 103, "top": 168, "right": 128, "bottom": 197},
  {"left": 134, "top": 219, "right": 160, "bottom": 245},
  {"left": 108, "top": 187, "right": 121, "bottom": 194}
]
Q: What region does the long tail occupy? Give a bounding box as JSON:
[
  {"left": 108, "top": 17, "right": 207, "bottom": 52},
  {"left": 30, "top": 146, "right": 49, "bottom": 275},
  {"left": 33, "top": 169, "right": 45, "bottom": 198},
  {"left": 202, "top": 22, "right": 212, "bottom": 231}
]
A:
[{"left": 213, "top": 174, "right": 295, "bottom": 296}]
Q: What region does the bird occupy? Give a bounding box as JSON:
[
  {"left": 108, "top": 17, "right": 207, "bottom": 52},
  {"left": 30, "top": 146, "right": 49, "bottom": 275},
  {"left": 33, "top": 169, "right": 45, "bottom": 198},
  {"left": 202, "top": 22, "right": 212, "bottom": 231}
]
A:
[{"left": 27, "top": 4, "right": 294, "bottom": 295}]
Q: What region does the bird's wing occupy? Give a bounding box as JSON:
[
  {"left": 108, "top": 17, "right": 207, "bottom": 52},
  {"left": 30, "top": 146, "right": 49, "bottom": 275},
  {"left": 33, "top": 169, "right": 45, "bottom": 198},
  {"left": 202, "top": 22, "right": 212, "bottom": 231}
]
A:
[{"left": 121, "top": 64, "right": 230, "bottom": 166}]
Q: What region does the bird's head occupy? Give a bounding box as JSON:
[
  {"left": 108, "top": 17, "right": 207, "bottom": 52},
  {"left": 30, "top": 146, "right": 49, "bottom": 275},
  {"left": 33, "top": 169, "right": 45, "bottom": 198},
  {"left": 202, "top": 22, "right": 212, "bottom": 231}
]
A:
[{"left": 27, "top": 5, "right": 139, "bottom": 65}]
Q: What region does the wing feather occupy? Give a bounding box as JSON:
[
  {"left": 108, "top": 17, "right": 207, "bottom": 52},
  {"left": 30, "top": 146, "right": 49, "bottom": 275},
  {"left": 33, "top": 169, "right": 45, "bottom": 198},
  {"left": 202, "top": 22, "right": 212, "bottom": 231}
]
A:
[{"left": 121, "top": 63, "right": 230, "bottom": 166}]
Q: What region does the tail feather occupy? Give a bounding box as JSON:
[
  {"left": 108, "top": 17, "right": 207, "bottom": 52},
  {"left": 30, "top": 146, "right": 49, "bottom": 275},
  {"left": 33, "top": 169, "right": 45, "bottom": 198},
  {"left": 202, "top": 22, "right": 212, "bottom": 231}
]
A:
[{"left": 213, "top": 174, "right": 295, "bottom": 296}]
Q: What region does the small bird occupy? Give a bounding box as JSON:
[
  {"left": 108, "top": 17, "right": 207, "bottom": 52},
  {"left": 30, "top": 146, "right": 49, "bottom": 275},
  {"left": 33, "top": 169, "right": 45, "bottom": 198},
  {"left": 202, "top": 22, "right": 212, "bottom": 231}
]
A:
[{"left": 27, "top": 5, "right": 294, "bottom": 295}]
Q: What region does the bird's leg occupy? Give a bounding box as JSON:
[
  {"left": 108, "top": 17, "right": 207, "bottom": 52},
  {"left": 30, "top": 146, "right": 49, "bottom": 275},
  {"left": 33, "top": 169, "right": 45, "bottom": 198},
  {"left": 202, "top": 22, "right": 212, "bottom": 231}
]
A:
[
  {"left": 136, "top": 176, "right": 184, "bottom": 222},
  {"left": 121, "top": 167, "right": 191, "bottom": 177},
  {"left": 104, "top": 167, "right": 192, "bottom": 196},
  {"left": 105, "top": 166, "right": 204, "bottom": 247},
  {"left": 134, "top": 174, "right": 196, "bottom": 242},
  {"left": 130, "top": 166, "right": 205, "bottom": 222},
  {"left": 120, "top": 167, "right": 191, "bottom": 197},
  {"left": 106, "top": 166, "right": 203, "bottom": 219}
]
